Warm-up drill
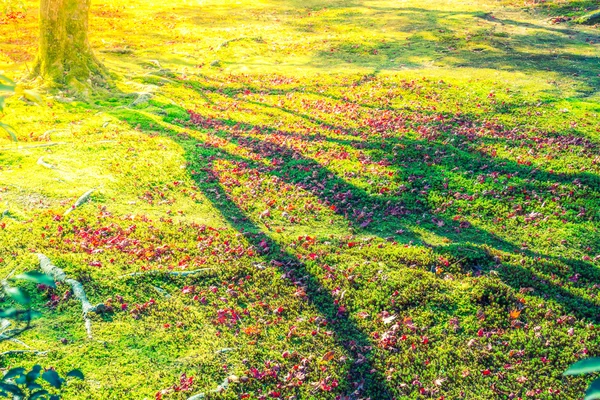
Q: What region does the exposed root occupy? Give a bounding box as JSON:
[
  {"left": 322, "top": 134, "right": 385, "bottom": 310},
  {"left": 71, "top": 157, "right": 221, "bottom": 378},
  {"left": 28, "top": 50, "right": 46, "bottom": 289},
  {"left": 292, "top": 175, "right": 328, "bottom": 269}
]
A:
[
  {"left": 100, "top": 47, "right": 133, "bottom": 55},
  {"left": 118, "top": 268, "right": 214, "bottom": 279},
  {"left": 39, "top": 129, "right": 70, "bottom": 141},
  {"left": 575, "top": 10, "right": 600, "bottom": 25},
  {"left": 0, "top": 350, "right": 48, "bottom": 357},
  {"left": 216, "top": 36, "right": 264, "bottom": 50},
  {"left": 0, "top": 269, "right": 16, "bottom": 298},
  {"left": 64, "top": 189, "right": 94, "bottom": 216},
  {"left": 0, "top": 210, "right": 18, "bottom": 221},
  {"left": 1, "top": 140, "right": 116, "bottom": 152},
  {"left": 188, "top": 377, "right": 230, "bottom": 400},
  {"left": 131, "top": 92, "right": 153, "bottom": 106},
  {"left": 0, "top": 332, "right": 30, "bottom": 348},
  {"left": 0, "top": 320, "right": 25, "bottom": 347},
  {"left": 0, "top": 142, "right": 66, "bottom": 151},
  {"left": 215, "top": 347, "right": 236, "bottom": 354},
  {"left": 37, "top": 156, "right": 56, "bottom": 169},
  {"left": 152, "top": 286, "right": 171, "bottom": 298},
  {"left": 37, "top": 253, "right": 97, "bottom": 339}
]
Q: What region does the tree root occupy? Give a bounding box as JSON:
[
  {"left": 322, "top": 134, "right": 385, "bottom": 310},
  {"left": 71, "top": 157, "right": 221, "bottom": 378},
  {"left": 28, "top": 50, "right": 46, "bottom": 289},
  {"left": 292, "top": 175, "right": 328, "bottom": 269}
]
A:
[
  {"left": 39, "top": 129, "right": 70, "bottom": 141},
  {"left": 100, "top": 48, "right": 133, "bottom": 55},
  {"left": 0, "top": 269, "right": 16, "bottom": 298},
  {"left": 215, "top": 347, "right": 236, "bottom": 354},
  {"left": 118, "top": 268, "right": 214, "bottom": 279},
  {"left": 64, "top": 189, "right": 94, "bottom": 216},
  {"left": 0, "top": 320, "right": 30, "bottom": 348},
  {"left": 216, "top": 36, "right": 264, "bottom": 50},
  {"left": 37, "top": 253, "right": 98, "bottom": 339},
  {"left": 575, "top": 10, "right": 600, "bottom": 25},
  {"left": 0, "top": 350, "right": 48, "bottom": 357},
  {"left": 0, "top": 210, "right": 19, "bottom": 221},
  {"left": 0, "top": 333, "right": 30, "bottom": 348},
  {"left": 0, "top": 140, "right": 115, "bottom": 152},
  {"left": 37, "top": 156, "right": 56, "bottom": 169},
  {"left": 0, "top": 142, "right": 66, "bottom": 151},
  {"left": 188, "top": 377, "right": 230, "bottom": 400},
  {"left": 152, "top": 286, "right": 171, "bottom": 298}
]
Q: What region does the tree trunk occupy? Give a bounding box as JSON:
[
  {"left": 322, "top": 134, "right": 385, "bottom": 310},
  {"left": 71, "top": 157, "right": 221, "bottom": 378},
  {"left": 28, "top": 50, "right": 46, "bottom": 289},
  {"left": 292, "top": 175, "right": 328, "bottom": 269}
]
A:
[{"left": 32, "top": 0, "right": 108, "bottom": 91}]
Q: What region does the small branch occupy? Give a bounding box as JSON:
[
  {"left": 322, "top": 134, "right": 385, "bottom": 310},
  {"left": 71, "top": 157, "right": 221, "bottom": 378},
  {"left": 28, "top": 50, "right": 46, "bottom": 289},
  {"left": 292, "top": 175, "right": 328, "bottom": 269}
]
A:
[{"left": 37, "top": 254, "right": 95, "bottom": 338}]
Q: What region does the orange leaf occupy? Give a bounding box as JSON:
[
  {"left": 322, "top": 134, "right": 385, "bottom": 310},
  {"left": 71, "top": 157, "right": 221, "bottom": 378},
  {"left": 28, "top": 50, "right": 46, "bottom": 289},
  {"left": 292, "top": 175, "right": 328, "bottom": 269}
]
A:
[{"left": 322, "top": 351, "right": 336, "bottom": 361}]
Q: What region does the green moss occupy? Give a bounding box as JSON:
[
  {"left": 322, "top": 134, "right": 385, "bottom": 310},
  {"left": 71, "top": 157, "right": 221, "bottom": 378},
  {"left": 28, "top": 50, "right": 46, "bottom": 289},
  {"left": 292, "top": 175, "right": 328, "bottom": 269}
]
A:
[{"left": 0, "top": 0, "right": 598, "bottom": 398}]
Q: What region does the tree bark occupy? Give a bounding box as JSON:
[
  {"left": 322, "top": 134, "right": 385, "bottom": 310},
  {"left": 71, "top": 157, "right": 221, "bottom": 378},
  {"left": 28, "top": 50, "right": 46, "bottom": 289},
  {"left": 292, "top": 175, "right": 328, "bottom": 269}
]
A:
[{"left": 32, "top": 0, "right": 108, "bottom": 91}]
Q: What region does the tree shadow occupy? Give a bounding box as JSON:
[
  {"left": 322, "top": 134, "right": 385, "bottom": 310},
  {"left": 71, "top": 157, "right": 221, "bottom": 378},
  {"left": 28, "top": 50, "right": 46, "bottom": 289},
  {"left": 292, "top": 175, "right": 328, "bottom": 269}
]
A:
[
  {"left": 107, "top": 93, "right": 600, "bottom": 325},
  {"left": 108, "top": 106, "right": 396, "bottom": 399},
  {"left": 177, "top": 75, "right": 600, "bottom": 191},
  {"left": 79, "top": 72, "right": 600, "bottom": 394}
]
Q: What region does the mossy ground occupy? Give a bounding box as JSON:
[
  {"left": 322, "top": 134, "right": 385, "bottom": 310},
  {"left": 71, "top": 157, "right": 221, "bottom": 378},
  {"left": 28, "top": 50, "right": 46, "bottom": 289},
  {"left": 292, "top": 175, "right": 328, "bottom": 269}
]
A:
[{"left": 0, "top": 0, "right": 599, "bottom": 399}]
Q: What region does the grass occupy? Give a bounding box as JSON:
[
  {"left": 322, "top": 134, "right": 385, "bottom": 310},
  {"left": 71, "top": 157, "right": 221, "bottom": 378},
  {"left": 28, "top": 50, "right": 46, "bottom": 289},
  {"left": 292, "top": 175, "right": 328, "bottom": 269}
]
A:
[{"left": 0, "top": 0, "right": 599, "bottom": 398}]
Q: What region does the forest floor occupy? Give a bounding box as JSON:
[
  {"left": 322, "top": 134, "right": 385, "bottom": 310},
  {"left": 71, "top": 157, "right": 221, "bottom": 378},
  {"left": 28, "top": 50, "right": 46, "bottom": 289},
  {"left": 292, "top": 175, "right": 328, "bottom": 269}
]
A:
[{"left": 0, "top": 0, "right": 599, "bottom": 398}]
